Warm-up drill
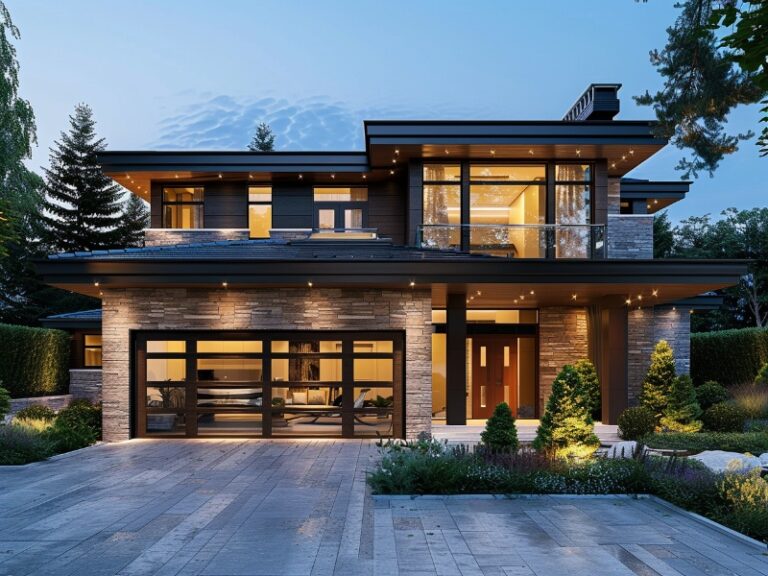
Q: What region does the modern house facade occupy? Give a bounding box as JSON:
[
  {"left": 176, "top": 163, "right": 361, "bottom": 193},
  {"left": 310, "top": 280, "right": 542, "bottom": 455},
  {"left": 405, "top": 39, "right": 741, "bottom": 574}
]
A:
[{"left": 38, "top": 84, "right": 746, "bottom": 442}]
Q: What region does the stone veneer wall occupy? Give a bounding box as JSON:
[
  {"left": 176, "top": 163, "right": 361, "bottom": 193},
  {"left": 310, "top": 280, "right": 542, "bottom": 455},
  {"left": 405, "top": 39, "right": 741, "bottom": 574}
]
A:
[
  {"left": 69, "top": 369, "right": 102, "bottom": 403},
  {"left": 627, "top": 306, "right": 691, "bottom": 406},
  {"left": 144, "top": 229, "right": 250, "bottom": 246},
  {"left": 607, "top": 214, "right": 654, "bottom": 259},
  {"left": 7, "top": 395, "right": 72, "bottom": 420},
  {"left": 538, "top": 307, "right": 588, "bottom": 412},
  {"left": 101, "top": 287, "right": 432, "bottom": 442}
]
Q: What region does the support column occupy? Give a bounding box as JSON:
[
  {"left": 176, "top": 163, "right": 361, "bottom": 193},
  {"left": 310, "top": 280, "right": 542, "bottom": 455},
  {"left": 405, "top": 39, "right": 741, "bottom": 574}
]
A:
[
  {"left": 600, "top": 307, "right": 628, "bottom": 424},
  {"left": 446, "top": 293, "right": 467, "bottom": 425}
]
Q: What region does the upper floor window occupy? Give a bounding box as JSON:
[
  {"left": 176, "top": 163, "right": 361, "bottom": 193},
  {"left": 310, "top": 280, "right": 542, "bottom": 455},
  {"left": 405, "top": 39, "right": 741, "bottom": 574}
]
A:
[
  {"left": 555, "top": 164, "right": 593, "bottom": 258},
  {"left": 248, "top": 186, "right": 272, "bottom": 238},
  {"left": 84, "top": 334, "right": 102, "bottom": 367},
  {"left": 422, "top": 164, "right": 461, "bottom": 248},
  {"left": 163, "top": 187, "right": 204, "bottom": 229},
  {"left": 313, "top": 187, "right": 368, "bottom": 231}
]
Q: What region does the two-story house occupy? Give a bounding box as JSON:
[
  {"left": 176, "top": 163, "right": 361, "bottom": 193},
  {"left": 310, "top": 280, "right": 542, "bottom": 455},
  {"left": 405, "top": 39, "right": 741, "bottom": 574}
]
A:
[{"left": 38, "top": 84, "right": 746, "bottom": 442}]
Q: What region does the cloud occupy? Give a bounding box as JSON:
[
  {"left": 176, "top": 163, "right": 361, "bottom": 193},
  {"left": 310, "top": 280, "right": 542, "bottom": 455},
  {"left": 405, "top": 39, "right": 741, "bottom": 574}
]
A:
[{"left": 150, "top": 94, "right": 489, "bottom": 151}]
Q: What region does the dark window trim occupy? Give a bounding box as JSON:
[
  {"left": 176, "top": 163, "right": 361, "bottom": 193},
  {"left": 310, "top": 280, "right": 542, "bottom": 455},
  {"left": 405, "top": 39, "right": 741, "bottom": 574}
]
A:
[
  {"left": 161, "top": 186, "right": 205, "bottom": 229},
  {"left": 83, "top": 332, "right": 103, "bottom": 368},
  {"left": 247, "top": 184, "right": 272, "bottom": 239}
]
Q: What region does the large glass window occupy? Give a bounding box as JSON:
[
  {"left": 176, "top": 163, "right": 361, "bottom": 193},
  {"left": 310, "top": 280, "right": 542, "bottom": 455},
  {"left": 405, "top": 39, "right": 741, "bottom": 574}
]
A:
[
  {"left": 313, "top": 188, "right": 368, "bottom": 234},
  {"left": 469, "top": 165, "right": 546, "bottom": 258},
  {"left": 555, "top": 164, "right": 592, "bottom": 258},
  {"left": 313, "top": 187, "right": 368, "bottom": 202},
  {"left": 423, "top": 164, "right": 461, "bottom": 249},
  {"left": 248, "top": 186, "right": 272, "bottom": 239},
  {"left": 162, "top": 187, "right": 204, "bottom": 229}
]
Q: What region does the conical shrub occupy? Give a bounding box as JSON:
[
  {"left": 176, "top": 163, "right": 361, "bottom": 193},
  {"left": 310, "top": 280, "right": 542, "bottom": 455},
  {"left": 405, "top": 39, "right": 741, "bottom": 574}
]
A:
[{"left": 480, "top": 402, "right": 518, "bottom": 452}]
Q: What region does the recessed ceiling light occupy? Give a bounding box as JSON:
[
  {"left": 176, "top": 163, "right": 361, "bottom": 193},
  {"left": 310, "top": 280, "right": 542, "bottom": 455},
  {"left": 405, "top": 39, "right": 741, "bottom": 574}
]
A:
[
  {"left": 409, "top": 281, "right": 415, "bottom": 287},
  {"left": 298, "top": 174, "right": 303, "bottom": 179},
  {"left": 392, "top": 158, "right": 397, "bottom": 163},
  {"left": 307, "top": 281, "right": 313, "bottom": 288},
  {"left": 395, "top": 149, "right": 400, "bottom": 155},
  {"left": 652, "top": 289, "right": 658, "bottom": 297},
  {"left": 362, "top": 174, "right": 367, "bottom": 179},
  {"left": 389, "top": 170, "right": 395, "bottom": 175},
  {"left": 444, "top": 149, "right": 450, "bottom": 155},
  {"left": 490, "top": 149, "right": 496, "bottom": 155},
  {"left": 222, "top": 282, "right": 228, "bottom": 288},
  {"left": 530, "top": 290, "right": 535, "bottom": 295},
  {"left": 218, "top": 173, "right": 223, "bottom": 178},
  {"left": 571, "top": 293, "right": 577, "bottom": 300},
  {"left": 476, "top": 290, "right": 481, "bottom": 295},
  {"left": 625, "top": 298, "right": 632, "bottom": 305},
  {"left": 528, "top": 149, "right": 534, "bottom": 155},
  {"left": 330, "top": 174, "right": 335, "bottom": 179}
]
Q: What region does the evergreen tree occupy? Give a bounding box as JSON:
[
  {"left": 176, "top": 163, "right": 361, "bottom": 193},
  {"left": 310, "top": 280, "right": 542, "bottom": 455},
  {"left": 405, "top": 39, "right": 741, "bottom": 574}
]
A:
[
  {"left": 118, "top": 194, "right": 149, "bottom": 247},
  {"left": 480, "top": 402, "right": 518, "bottom": 452},
  {"left": 573, "top": 359, "right": 601, "bottom": 422},
  {"left": 533, "top": 365, "right": 599, "bottom": 458},
  {"left": 659, "top": 374, "right": 703, "bottom": 433},
  {"left": 653, "top": 211, "right": 675, "bottom": 259},
  {"left": 248, "top": 122, "right": 275, "bottom": 152},
  {"left": 41, "top": 104, "right": 124, "bottom": 252},
  {"left": 640, "top": 340, "right": 677, "bottom": 421}
]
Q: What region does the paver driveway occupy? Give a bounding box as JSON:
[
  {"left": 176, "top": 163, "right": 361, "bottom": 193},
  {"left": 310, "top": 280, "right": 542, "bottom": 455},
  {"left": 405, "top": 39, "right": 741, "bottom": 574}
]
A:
[{"left": 0, "top": 440, "right": 765, "bottom": 576}]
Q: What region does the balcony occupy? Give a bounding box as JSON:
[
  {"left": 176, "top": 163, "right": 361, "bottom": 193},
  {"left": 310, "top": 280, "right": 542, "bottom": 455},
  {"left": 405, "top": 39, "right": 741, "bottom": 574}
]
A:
[{"left": 417, "top": 224, "right": 606, "bottom": 259}]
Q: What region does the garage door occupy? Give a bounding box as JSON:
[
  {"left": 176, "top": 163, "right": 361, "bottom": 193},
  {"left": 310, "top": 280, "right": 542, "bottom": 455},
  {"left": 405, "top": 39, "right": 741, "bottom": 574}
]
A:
[{"left": 134, "top": 331, "right": 403, "bottom": 438}]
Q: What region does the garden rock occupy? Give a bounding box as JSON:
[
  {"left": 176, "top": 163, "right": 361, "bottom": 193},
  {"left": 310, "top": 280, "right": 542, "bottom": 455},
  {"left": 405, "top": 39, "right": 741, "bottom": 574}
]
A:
[
  {"left": 690, "top": 450, "right": 762, "bottom": 473},
  {"left": 606, "top": 441, "right": 638, "bottom": 459},
  {"left": 760, "top": 452, "right": 768, "bottom": 468}
]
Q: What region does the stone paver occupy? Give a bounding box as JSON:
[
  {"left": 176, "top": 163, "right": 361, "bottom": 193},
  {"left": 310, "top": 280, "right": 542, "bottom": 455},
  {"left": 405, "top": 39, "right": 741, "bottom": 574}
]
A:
[{"left": 0, "top": 440, "right": 765, "bottom": 576}]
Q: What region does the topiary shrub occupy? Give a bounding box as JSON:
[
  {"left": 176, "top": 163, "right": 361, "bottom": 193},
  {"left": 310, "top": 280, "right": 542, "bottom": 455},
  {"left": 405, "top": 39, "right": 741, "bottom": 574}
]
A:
[
  {"left": 702, "top": 402, "right": 746, "bottom": 433},
  {"left": 755, "top": 362, "right": 768, "bottom": 386},
  {"left": 574, "top": 359, "right": 601, "bottom": 421},
  {"left": 659, "top": 374, "right": 702, "bottom": 433},
  {"left": 480, "top": 402, "right": 518, "bottom": 452},
  {"left": 14, "top": 405, "right": 56, "bottom": 421},
  {"left": 0, "top": 384, "right": 10, "bottom": 422},
  {"left": 640, "top": 340, "right": 677, "bottom": 421},
  {"left": 695, "top": 380, "right": 728, "bottom": 410},
  {"left": 533, "top": 365, "right": 599, "bottom": 458},
  {"left": 0, "top": 324, "right": 70, "bottom": 398},
  {"left": 617, "top": 406, "right": 656, "bottom": 440}
]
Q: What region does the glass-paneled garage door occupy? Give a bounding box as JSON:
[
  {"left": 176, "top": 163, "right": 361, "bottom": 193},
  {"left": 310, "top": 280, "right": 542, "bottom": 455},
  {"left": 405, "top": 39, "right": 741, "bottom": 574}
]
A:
[{"left": 134, "top": 331, "right": 403, "bottom": 438}]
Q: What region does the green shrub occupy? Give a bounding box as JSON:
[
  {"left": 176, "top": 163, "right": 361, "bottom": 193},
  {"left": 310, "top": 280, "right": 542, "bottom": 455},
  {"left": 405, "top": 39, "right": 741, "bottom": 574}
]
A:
[
  {"left": 480, "top": 402, "right": 518, "bottom": 452},
  {"left": 702, "top": 403, "right": 746, "bottom": 433},
  {"left": 640, "top": 340, "right": 677, "bottom": 421},
  {"left": 46, "top": 418, "right": 97, "bottom": 453},
  {"left": 617, "top": 406, "right": 656, "bottom": 440},
  {"left": 717, "top": 472, "right": 768, "bottom": 541},
  {"left": 729, "top": 383, "right": 768, "bottom": 418},
  {"left": 14, "top": 405, "right": 56, "bottom": 421},
  {"left": 691, "top": 327, "right": 768, "bottom": 386},
  {"left": 695, "top": 381, "right": 728, "bottom": 410},
  {"left": 533, "top": 365, "right": 598, "bottom": 458},
  {"left": 643, "top": 432, "right": 768, "bottom": 454},
  {"left": 0, "top": 324, "right": 70, "bottom": 398},
  {"left": 573, "top": 359, "right": 601, "bottom": 421},
  {"left": 755, "top": 362, "right": 768, "bottom": 386},
  {"left": 55, "top": 400, "right": 102, "bottom": 440},
  {"left": 0, "top": 423, "right": 53, "bottom": 465},
  {"left": 0, "top": 384, "right": 10, "bottom": 422},
  {"left": 659, "top": 375, "right": 702, "bottom": 433}
]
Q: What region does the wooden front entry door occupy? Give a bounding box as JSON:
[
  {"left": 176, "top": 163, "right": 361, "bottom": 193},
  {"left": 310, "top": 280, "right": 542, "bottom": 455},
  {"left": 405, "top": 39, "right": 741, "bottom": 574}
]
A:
[{"left": 471, "top": 336, "right": 517, "bottom": 420}]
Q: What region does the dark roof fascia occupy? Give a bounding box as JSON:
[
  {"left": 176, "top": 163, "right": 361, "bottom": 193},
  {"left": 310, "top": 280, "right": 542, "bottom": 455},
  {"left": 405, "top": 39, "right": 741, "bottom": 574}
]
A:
[
  {"left": 37, "top": 258, "right": 747, "bottom": 288},
  {"left": 96, "top": 151, "right": 370, "bottom": 174},
  {"left": 40, "top": 318, "right": 102, "bottom": 329},
  {"left": 620, "top": 179, "right": 691, "bottom": 200},
  {"left": 661, "top": 295, "right": 725, "bottom": 310}
]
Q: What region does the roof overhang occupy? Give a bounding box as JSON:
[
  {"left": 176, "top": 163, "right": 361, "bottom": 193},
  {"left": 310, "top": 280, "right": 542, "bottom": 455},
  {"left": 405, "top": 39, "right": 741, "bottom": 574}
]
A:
[
  {"left": 620, "top": 179, "right": 691, "bottom": 214},
  {"left": 364, "top": 120, "right": 667, "bottom": 176},
  {"left": 37, "top": 257, "right": 745, "bottom": 309}
]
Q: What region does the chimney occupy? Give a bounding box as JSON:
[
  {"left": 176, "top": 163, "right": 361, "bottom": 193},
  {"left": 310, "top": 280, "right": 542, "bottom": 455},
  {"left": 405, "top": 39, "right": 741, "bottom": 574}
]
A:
[{"left": 563, "top": 83, "right": 621, "bottom": 121}]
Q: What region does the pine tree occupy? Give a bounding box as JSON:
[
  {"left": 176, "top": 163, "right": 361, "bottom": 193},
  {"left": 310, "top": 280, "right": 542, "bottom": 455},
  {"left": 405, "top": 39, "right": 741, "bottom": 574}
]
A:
[
  {"left": 118, "top": 194, "right": 149, "bottom": 247},
  {"left": 660, "top": 374, "right": 703, "bottom": 433},
  {"left": 248, "top": 122, "right": 275, "bottom": 152},
  {"left": 480, "top": 402, "right": 518, "bottom": 452},
  {"left": 640, "top": 340, "right": 677, "bottom": 421},
  {"left": 574, "top": 359, "right": 601, "bottom": 422},
  {"left": 533, "top": 365, "right": 599, "bottom": 458},
  {"left": 41, "top": 104, "right": 124, "bottom": 252}
]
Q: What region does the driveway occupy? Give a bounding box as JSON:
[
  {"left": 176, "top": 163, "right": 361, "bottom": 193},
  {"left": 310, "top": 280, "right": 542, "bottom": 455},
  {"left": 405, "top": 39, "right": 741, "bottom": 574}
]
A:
[{"left": 0, "top": 440, "right": 765, "bottom": 576}]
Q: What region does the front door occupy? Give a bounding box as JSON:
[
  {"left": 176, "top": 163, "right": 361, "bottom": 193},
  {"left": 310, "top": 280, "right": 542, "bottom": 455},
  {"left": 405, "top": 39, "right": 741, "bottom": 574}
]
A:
[{"left": 471, "top": 335, "right": 517, "bottom": 419}]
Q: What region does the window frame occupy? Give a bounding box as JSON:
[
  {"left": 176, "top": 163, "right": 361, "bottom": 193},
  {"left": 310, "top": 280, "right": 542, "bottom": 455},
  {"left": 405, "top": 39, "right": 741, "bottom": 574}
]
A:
[
  {"left": 83, "top": 334, "right": 102, "bottom": 368},
  {"left": 161, "top": 186, "right": 205, "bottom": 229},
  {"left": 312, "top": 186, "right": 369, "bottom": 231},
  {"left": 248, "top": 185, "right": 273, "bottom": 239}
]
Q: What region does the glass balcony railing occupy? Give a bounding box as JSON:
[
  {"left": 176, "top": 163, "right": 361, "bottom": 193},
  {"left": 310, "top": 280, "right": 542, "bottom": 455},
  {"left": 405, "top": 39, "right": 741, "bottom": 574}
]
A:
[{"left": 417, "top": 224, "right": 606, "bottom": 259}]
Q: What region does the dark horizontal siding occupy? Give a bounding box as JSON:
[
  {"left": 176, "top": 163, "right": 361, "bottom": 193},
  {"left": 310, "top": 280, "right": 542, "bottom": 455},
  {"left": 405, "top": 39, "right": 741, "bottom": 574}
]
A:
[{"left": 273, "top": 186, "right": 313, "bottom": 229}]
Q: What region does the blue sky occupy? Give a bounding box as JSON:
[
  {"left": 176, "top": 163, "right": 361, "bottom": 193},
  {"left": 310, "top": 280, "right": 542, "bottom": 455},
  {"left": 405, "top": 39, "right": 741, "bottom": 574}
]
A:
[{"left": 7, "top": 0, "right": 765, "bottom": 221}]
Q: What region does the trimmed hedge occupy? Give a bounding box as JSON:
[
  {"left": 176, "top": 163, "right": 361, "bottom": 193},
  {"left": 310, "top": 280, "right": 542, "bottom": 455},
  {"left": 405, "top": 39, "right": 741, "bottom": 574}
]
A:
[
  {"left": 642, "top": 432, "right": 768, "bottom": 454},
  {"left": 0, "top": 323, "right": 70, "bottom": 398},
  {"left": 691, "top": 327, "right": 768, "bottom": 386}
]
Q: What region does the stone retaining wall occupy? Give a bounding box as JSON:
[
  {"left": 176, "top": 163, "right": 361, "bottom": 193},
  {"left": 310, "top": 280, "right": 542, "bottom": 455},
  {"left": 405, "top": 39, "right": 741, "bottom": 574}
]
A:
[
  {"left": 69, "top": 369, "right": 102, "bottom": 403},
  {"left": 7, "top": 395, "right": 73, "bottom": 420}
]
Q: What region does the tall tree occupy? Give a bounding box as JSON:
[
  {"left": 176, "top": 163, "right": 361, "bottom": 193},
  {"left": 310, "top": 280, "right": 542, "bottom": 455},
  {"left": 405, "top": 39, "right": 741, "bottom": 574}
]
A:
[
  {"left": 41, "top": 104, "right": 124, "bottom": 252},
  {"left": 118, "top": 194, "right": 149, "bottom": 247},
  {"left": 636, "top": 0, "right": 765, "bottom": 177},
  {"left": 248, "top": 122, "right": 275, "bottom": 152},
  {"left": 640, "top": 340, "right": 677, "bottom": 422},
  {"left": 653, "top": 211, "right": 675, "bottom": 258}
]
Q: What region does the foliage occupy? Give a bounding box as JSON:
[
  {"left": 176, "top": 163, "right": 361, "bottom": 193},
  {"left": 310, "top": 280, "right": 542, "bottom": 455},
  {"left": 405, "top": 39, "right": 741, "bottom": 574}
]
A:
[
  {"left": 118, "top": 194, "right": 149, "bottom": 247},
  {"left": 370, "top": 395, "right": 394, "bottom": 408},
  {"left": 0, "top": 383, "right": 9, "bottom": 421},
  {"left": 0, "top": 423, "right": 53, "bottom": 465},
  {"left": 635, "top": 0, "right": 764, "bottom": 177},
  {"left": 533, "top": 365, "right": 599, "bottom": 457},
  {"left": 643, "top": 431, "right": 768, "bottom": 454},
  {"left": 729, "top": 383, "right": 768, "bottom": 419},
  {"left": 755, "top": 362, "right": 768, "bottom": 386},
  {"left": 659, "top": 375, "right": 702, "bottom": 432},
  {"left": 717, "top": 471, "right": 768, "bottom": 541},
  {"left": 573, "top": 359, "right": 601, "bottom": 421},
  {"left": 702, "top": 402, "right": 746, "bottom": 433},
  {"left": 43, "top": 400, "right": 101, "bottom": 452},
  {"left": 480, "top": 402, "right": 518, "bottom": 452},
  {"left": 695, "top": 380, "right": 728, "bottom": 410},
  {"left": 57, "top": 399, "right": 101, "bottom": 438},
  {"left": 691, "top": 327, "right": 768, "bottom": 385},
  {"left": 617, "top": 406, "right": 657, "bottom": 440},
  {"left": 13, "top": 404, "right": 55, "bottom": 421},
  {"left": 248, "top": 122, "right": 276, "bottom": 152},
  {"left": 640, "top": 340, "right": 677, "bottom": 420},
  {"left": 653, "top": 211, "right": 675, "bottom": 259},
  {"left": 41, "top": 103, "right": 125, "bottom": 252},
  {"left": 0, "top": 323, "right": 69, "bottom": 397}
]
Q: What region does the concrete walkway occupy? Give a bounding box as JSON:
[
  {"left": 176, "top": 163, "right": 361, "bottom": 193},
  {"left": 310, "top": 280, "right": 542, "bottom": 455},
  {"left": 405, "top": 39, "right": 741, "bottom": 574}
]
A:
[{"left": 0, "top": 440, "right": 765, "bottom": 576}]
